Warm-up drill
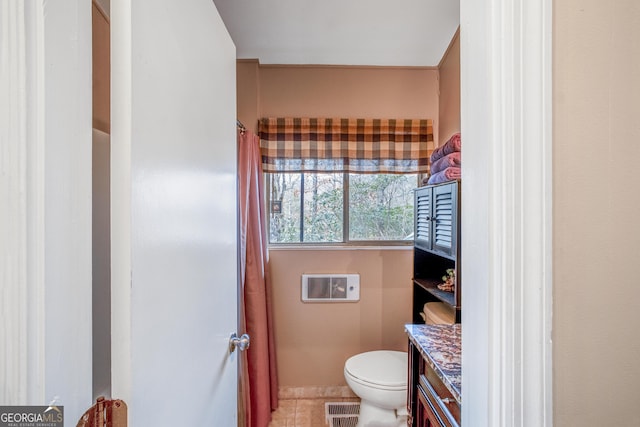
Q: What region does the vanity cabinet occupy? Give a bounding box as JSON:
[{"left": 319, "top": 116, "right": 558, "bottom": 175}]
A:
[
  {"left": 406, "top": 325, "right": 461, "bottom": 427},
  {"left": 412, "top": 181, "right": 461, "bottom": 323},
  {"left": 409, "top": 341, "right": 460, "bottom": 427},
  {"left": 416, "top": 386, "right": 441, "bottom": 427}
]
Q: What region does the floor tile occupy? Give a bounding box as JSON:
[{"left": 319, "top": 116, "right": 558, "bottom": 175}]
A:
[
  {"left": 268, "top": 397, "right": 360, "bottom": 427},
  {"left": 294, "top": 399, "right": 326, "bottom": 426},
  {"left": 269, "top": 399, "right": 297, "bottom": 426}
]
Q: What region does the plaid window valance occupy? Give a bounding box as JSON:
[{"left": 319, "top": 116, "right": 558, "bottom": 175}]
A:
[{"left": 258, "top": 118, "right": 433, "bottom": 174}]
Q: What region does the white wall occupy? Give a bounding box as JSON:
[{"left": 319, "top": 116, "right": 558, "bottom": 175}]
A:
[
  {"left": 0, "top": 0, "right": 93, "bottom": 420},
  {"left": 42, "top": 0, "right": 93, "bottom": 418}
]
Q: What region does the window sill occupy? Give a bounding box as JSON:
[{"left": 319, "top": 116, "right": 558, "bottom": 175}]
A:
[{"left": 267, "top": 244, "right": 413, "bottom": 251}]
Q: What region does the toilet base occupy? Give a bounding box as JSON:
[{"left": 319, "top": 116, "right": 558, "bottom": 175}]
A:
[{"left": 357, "top": 399, "right": 407, "bottom": 427}]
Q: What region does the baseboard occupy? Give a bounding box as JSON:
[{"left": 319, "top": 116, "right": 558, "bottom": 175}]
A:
[{"left": 278, "top": 385, "right": 357, "bottom": 400}]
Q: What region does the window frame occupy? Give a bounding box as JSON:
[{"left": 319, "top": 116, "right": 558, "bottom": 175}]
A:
[{"left": 265, "top": 171, "right": 419, "bottom": 247}]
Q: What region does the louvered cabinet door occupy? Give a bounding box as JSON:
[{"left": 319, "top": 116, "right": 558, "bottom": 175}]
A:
[
  {"left": 412, "top": 180, "right": 461, "bottom": 322},
  {"left": 431, "top": 182, "right": 458, "bottom": 259},
  {"left": 414, "top": 186, "right": 433, "bottom": 252}
]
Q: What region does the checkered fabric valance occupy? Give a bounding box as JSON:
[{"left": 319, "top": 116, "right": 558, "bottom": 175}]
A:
[{"left": 258, "top": 118, "right": 433, "bottom": 174}]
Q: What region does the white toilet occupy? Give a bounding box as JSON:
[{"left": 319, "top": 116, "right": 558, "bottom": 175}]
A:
[{"left": 344, "top": 350, "right": 408, "bottom": 427}]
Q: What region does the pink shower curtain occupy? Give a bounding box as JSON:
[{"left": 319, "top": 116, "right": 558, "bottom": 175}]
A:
[{"left": 238, "top": 128, "right": 279, "bottom": 427}]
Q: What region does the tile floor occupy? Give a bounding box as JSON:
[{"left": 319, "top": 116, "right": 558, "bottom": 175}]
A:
[{"left": 268, "top": 397, "right": 360, "bottom": 427}]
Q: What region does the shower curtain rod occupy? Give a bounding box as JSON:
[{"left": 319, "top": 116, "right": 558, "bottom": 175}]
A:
[{"left": 236, "top": 119, "right": 246, "bottom": 134}]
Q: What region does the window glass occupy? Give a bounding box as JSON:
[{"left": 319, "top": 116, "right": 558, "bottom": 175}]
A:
[
  {"left": 267, "top": 172, "right": 415, "bottom": 244},
  {"left": 349, "top": 174, "right": 416, "bottom": 241},
  {"left": 268, "top": 172, "right": 343, "bottom": 243},
  {"left": 268, "top": 173, "right": 301, "bottom": 243},
  {"left": 301, "top": 172, "right": 343, "bottom": 243}
]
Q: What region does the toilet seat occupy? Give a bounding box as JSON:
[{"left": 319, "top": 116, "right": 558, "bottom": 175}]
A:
[{"left": 344, "top": 350, "right": 407, "bottom": 391}]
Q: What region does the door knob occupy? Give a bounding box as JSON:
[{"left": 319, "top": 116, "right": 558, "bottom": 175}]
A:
[{"left": 229, "top": 333, "right": 250, "bottom": 353}]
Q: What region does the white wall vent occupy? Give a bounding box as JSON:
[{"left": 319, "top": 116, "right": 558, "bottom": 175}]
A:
[{"left": 301, "top": 274, "right": 360, "bottom": 302}]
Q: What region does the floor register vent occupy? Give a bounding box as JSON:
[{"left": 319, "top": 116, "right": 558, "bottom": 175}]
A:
[
  {"left": 301, "top": 274, "right": 360, "bottom": 302},
  {"left": 324, "top": 402, "right": 360, "bottom": 427}
]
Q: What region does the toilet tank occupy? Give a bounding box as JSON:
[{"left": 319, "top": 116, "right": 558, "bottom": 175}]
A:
[{"left": 423, "top": 302, "right": 455, "bottom": 324}]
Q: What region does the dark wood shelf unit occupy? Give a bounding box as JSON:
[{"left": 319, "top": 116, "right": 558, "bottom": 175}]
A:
[
  {"left": 413, "top": 278, "right": 456, "bottom": 308},
  {"left": 412, "top": 181, "right": 461, "bottom": 324},
  {"left": 409, "top": 180, "right": 462, "bottom": 426}
]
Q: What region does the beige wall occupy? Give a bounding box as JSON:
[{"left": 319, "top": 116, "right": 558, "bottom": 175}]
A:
[
  {"left": 258, "top": 65, "right": 440, "bottom": 147},
  {"left": 270, "top": 248, "right": 412, "bottom": 386},
  {"left": 237, "top": 60, "right": 259, "bottom": 134},
  {"left": 437, "top": 29, "right": 460, "bottom": 146},
  {"left": 553, "top": 1, "right": 640, "bottom": 425},
  {"left": 92, "top": 2, "right": 110, "bottom": 133},
  {"left": 237, "top": 64, "right": 439, "bottom": 387},
  {"left": 238, "top": 64, "right": 441, "bottom": 148}
]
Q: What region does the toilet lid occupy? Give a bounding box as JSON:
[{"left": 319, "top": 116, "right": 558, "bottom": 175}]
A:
[{"left": 345, "top": 350, "right": 407, "bottom": 388}]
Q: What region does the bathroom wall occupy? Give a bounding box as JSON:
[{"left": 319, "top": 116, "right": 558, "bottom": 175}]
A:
[
  {"left": 553, "top": 1, "right": 640, "bottom": 424},
  {"left": 236, "top": 63, "right": 440, "bottom": 387},
  {"left": 270, "top": 248, "right": 412, "bottom": 386},
  {"left": 437, "top": 29, "right": 460, "bottom": 145},
  {"left": 92, "top": 2, "right": 110, "bottom": 133},
  {"left": 237, "top": 60, "right": 259, "bottom": 133},
  {"left": 238, "top": 61, "right": 440, "bottom": 136}
]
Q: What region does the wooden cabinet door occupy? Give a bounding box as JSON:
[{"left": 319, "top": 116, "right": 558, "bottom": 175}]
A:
[
  {"left": 416, "top": 385, "right": 444, "bottom": 427},
  {"left": 431, "top": 182, "right": 458, "bottom": 258},
  {"left": 415, "top": 186, "right": 433, "bottom": 252},
  {"left": 414, "top": 181, "right": 459, "bottom": 259}
]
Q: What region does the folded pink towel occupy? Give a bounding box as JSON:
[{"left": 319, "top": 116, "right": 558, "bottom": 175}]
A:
[
  {"left": 425, "top": 166, "right": 461, "bottom": 185},
  {"left": 430, "top": 151, "right": 461, "bottom": 175},
  {"left": 430, "top": 133, "right": 461, "bottom": 163}
]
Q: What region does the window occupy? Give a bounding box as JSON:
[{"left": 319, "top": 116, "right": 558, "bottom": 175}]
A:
[
  {"left": 268, "top": 172, "right": 343, "bottom": 243},
  {"left": 259, "top": 117, "right": 433, "bottom": 245},
  {"left": 267, "top": 172, "right": 418, "bottom": 244},
  {"left": 348, "top": 173, "right": 416, "bottom": 241}
]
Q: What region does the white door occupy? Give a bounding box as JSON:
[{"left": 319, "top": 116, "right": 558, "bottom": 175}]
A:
[{"left": 110, "top": 0, "right": 239, "bottom": 425}]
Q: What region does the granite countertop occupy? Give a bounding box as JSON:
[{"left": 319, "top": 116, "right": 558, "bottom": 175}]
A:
[{"left": 405, "top": 323, "right": 461, "bottom": 404}]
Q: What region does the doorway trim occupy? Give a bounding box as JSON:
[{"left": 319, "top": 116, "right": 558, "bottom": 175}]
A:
[
  {"left": 1, "top": 0, "right": 46, "bottom": 404},
  {"left": 460, "top": 0, "right": 553, "bottom": 426},
  {"left": 2, "top": 0, "right": 93, "bottom": 418}
]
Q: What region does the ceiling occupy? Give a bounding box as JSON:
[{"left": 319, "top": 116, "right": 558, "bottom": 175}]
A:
[
  {"left": 94, "top": 0, "right": 459, "bottom": 67},
  {"left": 212, "top": 0, "right": 460, "bottom": 67}
]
